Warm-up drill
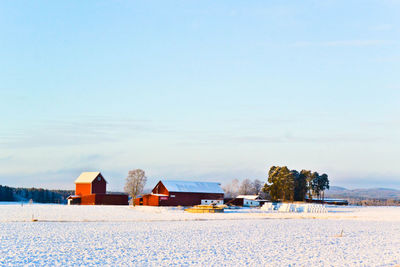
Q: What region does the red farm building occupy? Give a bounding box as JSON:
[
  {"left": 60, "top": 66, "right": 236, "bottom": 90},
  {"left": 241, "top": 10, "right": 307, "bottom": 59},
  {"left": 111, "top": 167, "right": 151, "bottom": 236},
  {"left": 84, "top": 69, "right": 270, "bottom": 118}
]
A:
[
  {"left": 135, "top": 180, "right": 224, "bottom": 206},
  {"left": 67, "top": 172, "right": 128, "bottom": 205}
]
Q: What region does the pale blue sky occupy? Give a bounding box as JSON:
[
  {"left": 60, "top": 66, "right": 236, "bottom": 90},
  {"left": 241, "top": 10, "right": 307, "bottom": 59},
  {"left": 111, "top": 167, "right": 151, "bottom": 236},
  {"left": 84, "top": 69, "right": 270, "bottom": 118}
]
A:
[{"left": 1, "top": 0, "right": 399, "bottom": 191}]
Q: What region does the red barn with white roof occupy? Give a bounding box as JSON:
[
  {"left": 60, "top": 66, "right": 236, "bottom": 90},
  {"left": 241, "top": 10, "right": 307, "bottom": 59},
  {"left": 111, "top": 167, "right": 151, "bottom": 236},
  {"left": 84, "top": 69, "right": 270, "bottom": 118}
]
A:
[
  {"left": 68, "top": 172, "right": 128, "bottom": 205},
  {"left": 135, "top": 180, "right": 224, "bottom": 206},
  {"left": 75, "top": 172, "right": 107, "bottom": 196}
]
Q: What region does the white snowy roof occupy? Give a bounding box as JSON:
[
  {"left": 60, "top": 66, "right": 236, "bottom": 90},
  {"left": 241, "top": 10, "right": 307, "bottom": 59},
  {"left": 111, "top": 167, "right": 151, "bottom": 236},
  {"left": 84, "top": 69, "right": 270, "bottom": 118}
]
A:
[
  {"left": 161, "top": 180, "right": 224, "bottom": 194},
  {"left": 74, "top": 172, "right": 104, "bottom": 184},
  {"left": 67, "top": 195, "right": 81, "bottom": 199},
  {"left": 236, "top": 195, "right": 260, "bottom": 200},
  {"left": 151, "top": 193, "right": 169, "bottom": 197}
]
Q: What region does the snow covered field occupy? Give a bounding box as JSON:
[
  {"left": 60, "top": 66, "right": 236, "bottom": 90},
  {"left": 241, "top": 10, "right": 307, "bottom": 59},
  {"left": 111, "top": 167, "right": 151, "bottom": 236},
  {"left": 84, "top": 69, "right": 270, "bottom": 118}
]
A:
[{"left": 1, "top": 204, "right": 400, "bottom": 266}]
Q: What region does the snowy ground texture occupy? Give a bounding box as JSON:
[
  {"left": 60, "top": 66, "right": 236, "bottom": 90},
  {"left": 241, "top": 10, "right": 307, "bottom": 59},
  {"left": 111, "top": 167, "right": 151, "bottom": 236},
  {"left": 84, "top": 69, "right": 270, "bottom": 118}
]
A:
[{"left": 1, "top": 204, "right": 400, "bottom": 266}]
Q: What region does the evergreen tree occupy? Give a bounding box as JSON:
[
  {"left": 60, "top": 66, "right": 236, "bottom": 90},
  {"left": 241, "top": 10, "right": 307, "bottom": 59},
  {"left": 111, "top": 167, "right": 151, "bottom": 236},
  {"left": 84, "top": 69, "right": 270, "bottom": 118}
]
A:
[
  {"left": 293, "top": 170, "right": 307, "bottom": 201},
  {"left": 263, "top": 166, "right": 330, "bottom": 202},
  {"left": 263, "top": 166, "right": 295, "bottom": 201}
]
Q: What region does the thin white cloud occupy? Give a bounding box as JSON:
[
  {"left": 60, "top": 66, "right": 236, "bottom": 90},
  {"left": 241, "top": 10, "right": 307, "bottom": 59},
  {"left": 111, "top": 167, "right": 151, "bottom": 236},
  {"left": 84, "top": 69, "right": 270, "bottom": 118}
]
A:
[
  {"left": 370, "top": 24, "right": 393, "bottom": 31},
  {"left": 0, "top": 117, "right": 172, "bottom": 149},
  {"left": 232, "top": 134, "right": 385, "bottom": 144},
  {"left": 292, "top": 40, "right": 396, "bottom": 47}
]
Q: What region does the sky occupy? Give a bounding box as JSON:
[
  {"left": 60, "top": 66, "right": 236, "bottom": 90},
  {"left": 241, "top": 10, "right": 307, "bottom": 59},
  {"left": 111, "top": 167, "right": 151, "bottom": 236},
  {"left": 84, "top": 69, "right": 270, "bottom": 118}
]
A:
[{"left": 0, "top": 0, "right": 399, "bottom": 191}]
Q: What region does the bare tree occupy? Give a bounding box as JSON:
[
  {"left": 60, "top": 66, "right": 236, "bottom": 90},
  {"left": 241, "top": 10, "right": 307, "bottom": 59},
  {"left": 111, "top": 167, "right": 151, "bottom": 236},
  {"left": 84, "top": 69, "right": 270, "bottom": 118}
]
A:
[
  {"left": 252, "top": 179, "right": 263, "bottom": 195},
  {"left": 222, "top": 179, "right": 240, "bottom": 198},
  {"left": 239, "top": 179, "right": 253, "bottom": 195},
  {"left": 124, "top": 169, "right": 147, "bottom": 206}
]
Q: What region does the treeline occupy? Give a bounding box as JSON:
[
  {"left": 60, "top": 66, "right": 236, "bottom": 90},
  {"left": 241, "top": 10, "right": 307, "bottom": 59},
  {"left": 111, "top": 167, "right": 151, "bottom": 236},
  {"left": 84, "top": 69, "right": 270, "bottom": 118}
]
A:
[
  {"left": 263, "top": 166, "right": 330, "bottom": 202},
  {"left": 0, "top": 185, "right": 73, "bottom": 203},
  {"left": 0, "top": 185, "right": 14, "bottom": 201},
  {"left": 347, "top": 198, "right": 400, "bottom": 206},
  {"left": 223, "top": 179, "right": 265, "bottom": 198}
]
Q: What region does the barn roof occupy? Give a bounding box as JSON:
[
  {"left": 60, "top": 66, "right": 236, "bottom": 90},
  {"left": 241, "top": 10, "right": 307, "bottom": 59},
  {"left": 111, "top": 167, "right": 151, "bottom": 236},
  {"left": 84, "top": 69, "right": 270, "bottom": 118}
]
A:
[
  {"left": 236, "top": 195, "right": 260, "bottom": 200},
  {"left": 160, "top": 180, "right": 224, "bottom": 194},
  {"left": 67, "top": 195, "right": 81, "bottom": 199},
  {"left": 74, "top": 172, "right": 105, "bottom": 184}
]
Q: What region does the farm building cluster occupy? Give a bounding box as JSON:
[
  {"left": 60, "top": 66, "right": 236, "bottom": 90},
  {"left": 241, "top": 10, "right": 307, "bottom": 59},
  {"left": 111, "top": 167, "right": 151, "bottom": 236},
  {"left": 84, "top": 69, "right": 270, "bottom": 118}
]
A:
[
  {"left": 67, "top": 172, "right": 266, "bottom": 207},
  {"left": 67, "top": 172, "right": 128, "bottom": 205},
  {"left": 135, "top": 180, "right": 225, "bottom": 206},
  {"left": 67, "top": 171, "right": 347, "bottom": 208}
]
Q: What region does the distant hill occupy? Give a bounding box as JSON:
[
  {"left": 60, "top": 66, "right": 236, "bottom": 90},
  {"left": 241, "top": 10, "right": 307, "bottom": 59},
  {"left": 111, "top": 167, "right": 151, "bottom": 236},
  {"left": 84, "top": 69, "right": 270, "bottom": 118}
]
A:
[
  {"left": 328, "top": 186, "right": 347, "bottom": 191},
  {"left": 325, "top": 186, "right": 400, "bottom": 200}
]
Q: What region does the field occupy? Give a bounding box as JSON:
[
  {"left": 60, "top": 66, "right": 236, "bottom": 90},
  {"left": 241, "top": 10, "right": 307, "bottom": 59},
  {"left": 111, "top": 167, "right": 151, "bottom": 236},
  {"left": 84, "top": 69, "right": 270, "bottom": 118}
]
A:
[{"left": 1, "top": 204, "right": 400, "bottom": 266}]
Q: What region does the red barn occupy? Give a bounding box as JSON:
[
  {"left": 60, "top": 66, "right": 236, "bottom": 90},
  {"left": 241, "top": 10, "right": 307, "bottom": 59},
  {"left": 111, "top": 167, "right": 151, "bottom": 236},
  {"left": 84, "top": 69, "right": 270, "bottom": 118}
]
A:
[
  {"left": 135, "top": 180, "right": 224, "bottom": 206},
  {"left": 75, "top": 172, "right": 107, "bottom": 195},
  {"left": 68, "top": 172, "right": 128, "bottom": 205}
]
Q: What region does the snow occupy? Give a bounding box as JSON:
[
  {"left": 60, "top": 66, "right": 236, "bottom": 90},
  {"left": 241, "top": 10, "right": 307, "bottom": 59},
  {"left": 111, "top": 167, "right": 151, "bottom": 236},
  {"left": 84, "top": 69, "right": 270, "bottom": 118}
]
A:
[
  {"left": 74, "top": 172, "right": 102, "bottom": 183},
  {"left": 236, "top": 195, "right": 259, "bottom": 199},
  {"left": 160, "top": 180, "right": 224, "bottom": 193},
  {"left": 1, "top": 204, "right": 399, "bottom": 222},
  {"left": 0, "top": 204, "right": 399, "bottom": 266},
  {"left": 261, "top": 203, "right": 329, "bottom": 213}
]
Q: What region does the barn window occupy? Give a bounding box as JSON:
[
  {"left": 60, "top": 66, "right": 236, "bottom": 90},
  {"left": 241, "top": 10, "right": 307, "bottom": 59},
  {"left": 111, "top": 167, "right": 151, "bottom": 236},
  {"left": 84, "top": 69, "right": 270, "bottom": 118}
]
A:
[{"left": 170, "top": 195, "right": 175, "bottom": 198}]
